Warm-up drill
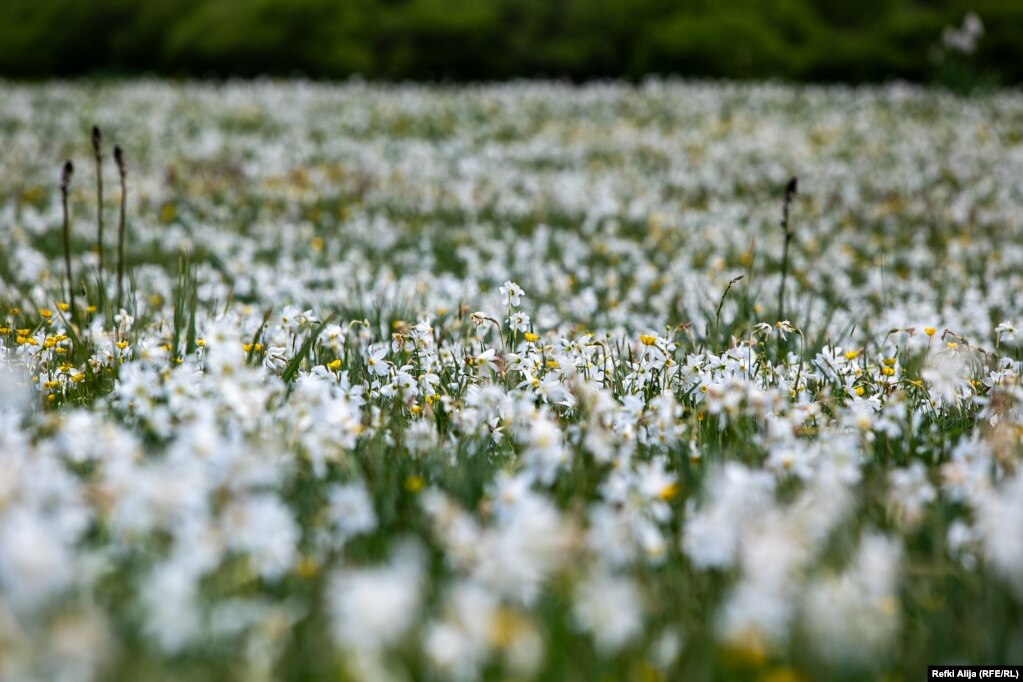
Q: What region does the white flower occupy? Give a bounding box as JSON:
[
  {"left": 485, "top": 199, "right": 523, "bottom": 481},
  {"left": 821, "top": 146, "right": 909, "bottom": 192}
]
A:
[
  {"left": 520, "top": 415, "right": 568, "bottom": 485},
  {"left": 802, "top": 533, "right": 901, "bottom": 666},
  {"left": 921, "top": 349, "right": 972, "bottom": 405},
  {"left": 887, "top": 461, "right": 936, "bottom": 528},
  {"left": 509, "top": 311, "right": 531, "bottom": 332},
  {"left": 424, "top": 582, "right": 496, "bottom": 680},
  {"left": 471, "top": 348, "right": 500, "bottom": 374},
  {"left": 327, "top": 482, "right": 378, "bottom": 542},
  {"left": 682, "top": 463, "right": 775, "bottom": 569},
  {"left": 221, "top": 494, "right": 299, "bottom": 580},
  {"left": 328, "top": 541, "right": 424, "bottom": 652},
  {"left": 365, "top": 346, "right": 391, "bottom": 377},
  {"left": 140, "top": 561, "right": 201, "bottom": 653},
  {"left": 774, "top": 320, "right": 796, "bottom": 338},
  {"left": 499, "top": 281, "right": 525, "bottom": 307},
  {"left": 973, "top": 471, "right": 1023, "bottom": 598},
  {"left": 573, "top": 570, "right": 642, "bottom": 654},
  {"left": 0, "top": 508, "right": 74, "bottom": 611},
  {"left": 0, "top": 363, "right": 32, "bottom": 415}
]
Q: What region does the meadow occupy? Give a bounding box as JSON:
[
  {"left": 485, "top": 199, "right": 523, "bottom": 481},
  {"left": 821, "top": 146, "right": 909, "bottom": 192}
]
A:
[{"left": 1, "top": 80, "right": 1022, "bottom": 681}]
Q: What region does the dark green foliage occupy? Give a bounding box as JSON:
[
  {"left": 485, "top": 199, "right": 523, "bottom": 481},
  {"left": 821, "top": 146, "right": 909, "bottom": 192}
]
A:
[{"left": 0, "top": 0, "right": 1021, "bottom": 84}]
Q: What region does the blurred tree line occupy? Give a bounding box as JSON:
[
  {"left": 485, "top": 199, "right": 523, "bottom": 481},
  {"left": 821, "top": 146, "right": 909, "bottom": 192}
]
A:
[{"left": 0, "top": 0, "right": 1019, "bottom": 84}]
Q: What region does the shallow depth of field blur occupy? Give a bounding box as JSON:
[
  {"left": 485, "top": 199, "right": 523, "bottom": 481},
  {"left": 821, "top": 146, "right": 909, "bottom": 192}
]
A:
[{"left": 4, "top": 5, "right": 1023, "bottom": 677}]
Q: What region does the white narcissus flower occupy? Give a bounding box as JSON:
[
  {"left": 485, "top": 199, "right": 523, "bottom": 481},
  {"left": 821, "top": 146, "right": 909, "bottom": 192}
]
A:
[
  {"left": 921, "top": 348, "right": 971, "bottom": 405},
  {"left": 573, "top": 570, "right": 643, "bottom": 654},
  {"left": 472, "top": 348, "right": 500, "bottom": 374},
  {"left": 801, "top": 533, "right": 901, "bottom": 666},
  {"left": 499, "top": 281, "right": 525, "bottom": 307},
  {"left": 328, "top": 542, "right": 425, "bottom": 653},
  {"left": 365, "top": 346, "right": 391, "bottom": 377},
  {"left": 327, "top": 482, "right": 378, "bottom": 542},
  {"left": 509, "top": 311, "right": 531, "bottom": 332}
]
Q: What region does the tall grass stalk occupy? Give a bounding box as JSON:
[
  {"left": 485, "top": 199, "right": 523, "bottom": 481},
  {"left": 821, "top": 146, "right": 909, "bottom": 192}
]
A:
[
  {"left": 60, "top": 160, "right": 76, "bottom": 322},
  {"left": 776, "top": 176, "right": 798, "bottom": 322},
  {"left": 115, "top": 145, "right": 127, "bottom": 311},
  {"left": 92, "top": 125, "right": 104, "bottom": 278}
]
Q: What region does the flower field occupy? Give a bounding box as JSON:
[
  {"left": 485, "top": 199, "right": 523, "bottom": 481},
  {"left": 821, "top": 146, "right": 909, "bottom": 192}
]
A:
[{"left": 1, "top": 81, "right": 1022, "bottom": 680}]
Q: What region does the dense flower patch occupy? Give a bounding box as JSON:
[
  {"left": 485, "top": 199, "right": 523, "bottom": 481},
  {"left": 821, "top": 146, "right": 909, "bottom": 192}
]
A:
[{"left": 1, "top": 81, "right": 1022, "bottom": 680}]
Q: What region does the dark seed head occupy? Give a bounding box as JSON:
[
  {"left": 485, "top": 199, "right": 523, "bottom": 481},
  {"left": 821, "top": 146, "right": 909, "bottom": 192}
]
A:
[
  {"left": 92, "top": 125, "right": 102, "bottom": 154},
  {"left": 785, "top": 176, "right": 798, "bottom": 201},
  {"left": 61, "top": 160, "right": 74, "bottom": 189},
  {"left": 114, "top": 145, "right": 125, "bottom": 175}
]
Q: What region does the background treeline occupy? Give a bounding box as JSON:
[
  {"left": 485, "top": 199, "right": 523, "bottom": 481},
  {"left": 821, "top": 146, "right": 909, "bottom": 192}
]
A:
[{"left": 0, "top": 0, "right": 1020, "bottom": 84}]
